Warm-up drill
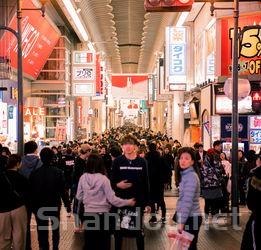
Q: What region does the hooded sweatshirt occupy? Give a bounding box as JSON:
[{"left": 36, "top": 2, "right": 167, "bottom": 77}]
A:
[
  {"left": 20, "top": 154, "right": 42, "bottom": 179},
  {"left": 76, "top": 173, "right": 130, "bottom": 213}
]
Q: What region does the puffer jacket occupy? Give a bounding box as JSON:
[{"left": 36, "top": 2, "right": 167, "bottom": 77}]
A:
[{"left": 200, "top": 149, "right": 225, "bottom": 189}]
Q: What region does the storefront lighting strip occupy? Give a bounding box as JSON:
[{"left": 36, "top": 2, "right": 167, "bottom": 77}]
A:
[
  {"left": 176, "top": 12, "right": 189, "bottom": 27},
  {"left": 62, "top": 0, "right": 88, "bottom": 41},
  {"left": 88, "top": 41, "right": 96, "bottom": 52}
]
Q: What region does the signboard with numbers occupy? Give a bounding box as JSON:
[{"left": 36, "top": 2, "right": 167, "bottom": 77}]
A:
[{"left": 221, "top": 15, "right": 261, "bottom": 76}]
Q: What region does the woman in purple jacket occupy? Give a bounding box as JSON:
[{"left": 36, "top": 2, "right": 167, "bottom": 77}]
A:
[
  {"left": 76, "top": 153, "right": 135, "bottom": 250},
  {"left": 173, "top": 147, "right": 202, "bottom": 250}
]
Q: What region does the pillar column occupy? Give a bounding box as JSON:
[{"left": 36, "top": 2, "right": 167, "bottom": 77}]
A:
[{"left": 172, "top": 91, "right": 184, "bottom": 143}]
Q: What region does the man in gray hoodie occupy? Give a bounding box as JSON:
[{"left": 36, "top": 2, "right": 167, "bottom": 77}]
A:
[{"left": 19, "top": 141, "right": 42, "bottom": 250}]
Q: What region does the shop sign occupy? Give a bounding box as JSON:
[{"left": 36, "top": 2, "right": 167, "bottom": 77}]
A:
[
  {"left": 221, "top": 15, "right": 261, "bottom": 76},
  {"left": 24, "top": 107, "right": 46, "bottom": 116},
  {"left": 73, "top": 67, "right": 95, "bottom": 81},
  {"left": 221, "top": 116, "right": 248, "bottom": 139},
  {"left": 8, "top": 106, "right": 14, "bottom": 119},
  {"left": 249, "top": 116, "right": 261, "bottom": 129},
  {"left": 215, "top": 95, "right": 252, "bottom": 114},
  {"left": 169, "top": 83, "right": 186, "bottom": 91},
  {"left": 166, "top": 26, "right": 187, "bottom": 86},
  {"left": 72, "top": 50, "right": 96, "bottom": 97},
  {"left": 73, "top": 83, "right": 94, "bottom": 96},
  {"left": 10, "top": 87, "right": 18, "bottom": 100},
  {"left": 214, "top": 84, "right": 225, "bottom": 95},
  {"left": 0, "top": 102, "right": 8, "bottom": 135},
  {"left": 73, "top": 51, "right": 95, "bottom": 64},
  {"left": 0, "top": 0, "right": 60, "bottom": 79}
]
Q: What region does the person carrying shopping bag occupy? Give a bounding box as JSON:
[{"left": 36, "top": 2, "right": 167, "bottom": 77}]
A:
[{"left": 172, "top": 147, "right": 202, "bottom": 250}]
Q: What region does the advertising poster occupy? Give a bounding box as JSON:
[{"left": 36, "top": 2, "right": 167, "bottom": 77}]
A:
[
  {"left": 221, "top": 116, "right": 248, "bottom": 139},
  {"left": 249, "top": 116, "right": 261, "bottom": 153},
  {"left": 120, "top": 99, "right": 139, "bottom": 120},
  {"left": 221, "top": 14, "right": 261, "bottom": 76},
  {"left": 0, "top": 0, "right": 60, "bottom": 79},
  {"left": 111, "top": 74, "right": 148, "bottom": 99}
]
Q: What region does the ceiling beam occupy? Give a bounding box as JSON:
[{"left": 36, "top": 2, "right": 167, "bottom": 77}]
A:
[
  {"left": 119, "top": 44, "right": 141, "bottom": 47},
  {"left": 122, "top": 62, "right": 139, "bottom": 65}
]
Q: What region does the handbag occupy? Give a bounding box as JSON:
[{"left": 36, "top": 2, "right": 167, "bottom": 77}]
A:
[
  {"left": 201, "top": 187, "right": 223, "bottom": 200},
  {"left": 168, "top": 228, "right": 194, "bottom": 250},
  {"left": 118, "top": 207, "right": 141, "bottom": 231}
]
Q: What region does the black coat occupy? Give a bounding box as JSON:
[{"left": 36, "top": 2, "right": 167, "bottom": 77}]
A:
[
  {"left": 29, "top": 164, "right": 71, "bottom": 213},
  {"left": 241, "top": 167, "right": 261, "bottom": 249},
  {"left": 0, "top": 170, "right": 29, "bottom": 213},
  {"left": 145, "top": 151, "right": 169, "bottom": 200},
  {"left": 111, "top": 155, "right": 150, "bottom": 208}
]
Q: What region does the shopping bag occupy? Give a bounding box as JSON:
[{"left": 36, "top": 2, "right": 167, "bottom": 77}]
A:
[{"left": 168, "top": 228, "right": 194, "bottom": 250}]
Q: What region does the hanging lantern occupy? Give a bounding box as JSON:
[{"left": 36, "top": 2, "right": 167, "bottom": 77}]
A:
[{"left": 224, "top": 78, "right": 251, "bottom": 101}]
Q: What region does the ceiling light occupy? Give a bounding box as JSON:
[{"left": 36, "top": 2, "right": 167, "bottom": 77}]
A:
[{"left": 62, "top": 0, "right": 88, "bottom": 41}]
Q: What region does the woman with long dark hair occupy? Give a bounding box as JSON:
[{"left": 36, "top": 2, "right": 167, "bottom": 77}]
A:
[
  {"left": 76, "top": 153, "right": 135, "bottom": 250},
  {"left": 173, "top": 147, "right": 202, "bottom": 250}
]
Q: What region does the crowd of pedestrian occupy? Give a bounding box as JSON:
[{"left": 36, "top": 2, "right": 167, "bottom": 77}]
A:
[{"left": 0, "top": 125, "right": 260, "bottom": 250}]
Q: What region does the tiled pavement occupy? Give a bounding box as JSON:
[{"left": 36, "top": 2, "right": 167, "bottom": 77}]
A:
[{"left": 30, "top": 196, "right": 249, "bottom": 250}]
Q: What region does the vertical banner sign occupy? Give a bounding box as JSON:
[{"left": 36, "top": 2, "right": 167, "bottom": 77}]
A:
[
  {"left": 195, "top": 33, "right": 205, "bottom": 85},
  {"left": 206, "top": 23, "right": 216, "bottom": 81},
  {"left": 166, "top": 26, "right": 187, "bottom": 91},
  {"left": 72, "top": 51, "right": 96, "bottom": 96},
  {"left": 96, "top": 54, "right": 101, "bottom": 95},
  {"left": 76, "top": 97, "right": 83, "bottom": 126},
  {"left": 221, "top": 15, "right": 261, "bottom": 76}
]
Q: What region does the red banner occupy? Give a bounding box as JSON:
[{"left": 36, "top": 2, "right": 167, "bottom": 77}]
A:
[
  {"left": 221, "top": 14, "right": 261, "bottom": 76},
  {"left": 0, "top": 0, "right": 60, "bottom": 79},
  {"left": 111, "top": 74, "right": 148, "bottom": 99},
  {"left": 96, "top": 54, "right": 101, "bottom": 94}
]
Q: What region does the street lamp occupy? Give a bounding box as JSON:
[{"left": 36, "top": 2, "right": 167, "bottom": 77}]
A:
[{"left": 0, "top": 0, "right": 47, "bottom": 155}]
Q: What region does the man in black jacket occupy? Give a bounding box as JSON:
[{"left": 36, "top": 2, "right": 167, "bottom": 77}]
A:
[
  {"left": 29, "top": 147, "right": 71, "bottom": 250},
  {"left": 111, "top": 134, "right": 150, "bottom": 250},
  {"left": 146, "top": 143, "right": 169, "bottom": 224},
  {"left": 19, "top": 140, "right": 42, "bottom": 250}
]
